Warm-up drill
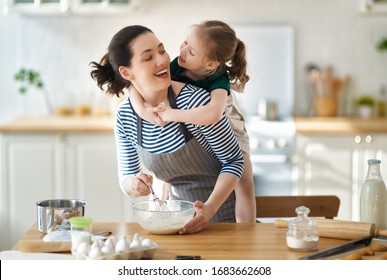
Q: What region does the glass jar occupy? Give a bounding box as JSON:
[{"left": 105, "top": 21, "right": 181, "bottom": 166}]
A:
[
  {"left": 69, "top": 216, "right": 92, "bottom": 254},
  {"left": 360, "top": 159, "right": 387, "bottom": 228},
  {"left": 286, "top": 206, "right": 319, "bottom": 251}
]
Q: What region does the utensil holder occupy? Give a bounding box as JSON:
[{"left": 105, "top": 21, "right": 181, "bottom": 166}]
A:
[{"left": 314, "top": 95, "right": 338, "bottom": 117}]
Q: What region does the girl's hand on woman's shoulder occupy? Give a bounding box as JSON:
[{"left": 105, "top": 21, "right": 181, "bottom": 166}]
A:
[{"left": 156, "top": 102, "right": 175, "bottom": 123}]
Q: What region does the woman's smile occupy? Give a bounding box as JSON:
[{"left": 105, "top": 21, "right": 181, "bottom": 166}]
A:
[{"left": 154, "top": 67, "right": 169, "bottom": 79}]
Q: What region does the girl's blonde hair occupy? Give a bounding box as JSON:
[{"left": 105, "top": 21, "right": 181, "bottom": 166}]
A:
[{"left": 193, "top": 20, "right": 249, "bottom": 92}]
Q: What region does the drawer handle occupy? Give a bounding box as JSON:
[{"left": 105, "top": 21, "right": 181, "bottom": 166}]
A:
[
  {"left": 56, "top": 134, "right": 65, "bottom": 142},
  {"left": 354, "top": 135, "right": 362, "bottom": 144}
]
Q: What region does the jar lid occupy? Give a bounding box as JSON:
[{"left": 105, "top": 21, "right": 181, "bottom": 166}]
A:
[
  {"left": 288, "top": 206, "right": 317, "bottom": 228},
  {"left": 69, "top": 216, "right": 92, "bottom": 227}
]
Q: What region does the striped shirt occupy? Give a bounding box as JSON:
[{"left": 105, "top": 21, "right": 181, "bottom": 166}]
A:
[{"left": 114, "top": 83, "right": 244, "bottom": 185}]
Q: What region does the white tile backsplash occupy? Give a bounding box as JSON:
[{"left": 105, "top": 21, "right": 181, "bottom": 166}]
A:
[{"left": 1, "top": 0, "right": 387, "bottom": 122}]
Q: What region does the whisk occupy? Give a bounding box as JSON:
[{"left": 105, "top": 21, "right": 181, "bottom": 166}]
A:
[{"left": 149, "top": 184, "right": 170, "bottom": 213}]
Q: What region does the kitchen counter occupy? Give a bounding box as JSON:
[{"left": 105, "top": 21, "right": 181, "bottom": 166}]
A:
[
  {"left": 0, "top": 115, "right": 114, "bottom": 133},
  {"left": 12, "top": 222, "right": 350, "bottom": 260},
  {"left": 2, "top": 116, "right": 387, "bottom": 135},
  {"left": 295, "top": 117, "right": 387, "bottom": 135}
]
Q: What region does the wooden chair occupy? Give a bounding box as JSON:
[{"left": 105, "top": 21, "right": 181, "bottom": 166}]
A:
[{"left": 256, "top": 195, "right": 340, "bottom": 221}]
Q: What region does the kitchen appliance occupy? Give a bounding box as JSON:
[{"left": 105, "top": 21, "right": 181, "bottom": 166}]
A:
[
  {"left": 232, "top": 24, "right": 296, "bottom": 197},
  {"left": 233, "top": 24, "right": 294, "bottom": 119},
  {"left": 36, "top": 199, "right": 86, "bottom": 234},
  {"left": 246, "top": 116, "right": 296, "bottom": 196},
  {"left": 257, "top": 98, "right": 278, "bottom": 120}
]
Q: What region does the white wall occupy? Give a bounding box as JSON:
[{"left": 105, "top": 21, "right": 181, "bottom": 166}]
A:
[{"left": 0, "top": 0, "right": 387, "bottom": 122}]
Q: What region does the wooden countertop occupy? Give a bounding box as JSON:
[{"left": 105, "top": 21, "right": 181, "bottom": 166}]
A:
[
  {"left": 13, "top": 222, "right": 349, "bottom": 260},
  {"left": 2, "top": 116, "right": 387, "bottom": 135},
  {"left": 0, "top": 115, "right": 114, "bottom": 133},
  {"left": 295, "top": 117, "right": 387, "bottom": 135}
]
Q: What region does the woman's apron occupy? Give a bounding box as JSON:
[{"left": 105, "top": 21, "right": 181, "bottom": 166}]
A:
[{"left": 136, "top": 87, "right": 236, "bottom": 222}]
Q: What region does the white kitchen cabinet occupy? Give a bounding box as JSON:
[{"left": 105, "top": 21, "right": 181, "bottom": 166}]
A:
[
  {"left": 0, "top": 134, "right": 59, "bottom": 252},
  {"left": 351, "top": 134, "right": 387, "bottom": 220},
  {"left": 294, "top": 134, "right": 387, "bottom": 221},
  {"left": 0, "top": 132, "right": 135, "bottom": 251}
]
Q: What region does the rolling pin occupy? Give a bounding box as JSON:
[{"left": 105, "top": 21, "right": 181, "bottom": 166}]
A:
[{"left": 274, "top": 218, "right": 387, "bottom": 240}]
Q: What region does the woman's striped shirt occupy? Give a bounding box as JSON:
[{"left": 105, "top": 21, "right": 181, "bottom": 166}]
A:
[{"left": 114, "top": 83, "right": 244, "bottom": 185}]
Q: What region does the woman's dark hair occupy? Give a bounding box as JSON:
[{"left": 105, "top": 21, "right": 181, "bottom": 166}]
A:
[{"left": 90, "top": 25, "right": 153, "bottom": 97}]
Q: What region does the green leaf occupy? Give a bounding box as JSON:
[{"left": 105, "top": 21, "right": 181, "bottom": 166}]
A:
[
  {"left": 19, "top": 87, "right": 27, "bottom": 94},
  {"left": 377, "top": 38, "right": 387, "bottom": 52},
  {"left": 14, "top": 68, "right": 45, "bottom": 94}
]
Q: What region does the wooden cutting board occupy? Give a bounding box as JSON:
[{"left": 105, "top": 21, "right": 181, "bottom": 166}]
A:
[
  {"left": 0, "top": 250, "right": 74, "bottom": 260},
  {"left": 17, "top": 240, "right": 71, "bottom": 253}
]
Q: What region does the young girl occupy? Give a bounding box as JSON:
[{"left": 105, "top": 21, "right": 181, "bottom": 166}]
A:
[{"left": 130, "top": 20, "right": 256, "bottom": 223}]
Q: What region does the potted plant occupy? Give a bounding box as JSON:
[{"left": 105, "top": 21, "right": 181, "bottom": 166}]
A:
[
  {"left": 14, "top": 68, "right": 52, "bottom": 115},
  {"left": 356, "top": 95, "right": 375, "bottom": 118},
  {"left": 377, "top": 37, "right": 387, "bottom": 52},
  {"left": 14, "top": 68, "right": 44, "bottom": 94}
]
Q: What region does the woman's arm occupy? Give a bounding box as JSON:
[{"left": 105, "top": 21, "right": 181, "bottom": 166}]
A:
[
  {"left": 115, "top": 106, "right": 152, "bottom": 198},
  {"left": 179, "top": 91, "right": 245, "bottom": 233},
  {"left": 180, "top": 172, "right": 239, "bottom": 234},
  {"left": 128, "top": 85, "right": 166, "bottom": 126},
  {"left": 158, "top": 88, "right": 228, "bottom": 125}
]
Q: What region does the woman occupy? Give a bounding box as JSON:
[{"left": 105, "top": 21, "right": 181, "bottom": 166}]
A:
[{"left": 90, "top": 25, "right": 245, "bottom": 234}]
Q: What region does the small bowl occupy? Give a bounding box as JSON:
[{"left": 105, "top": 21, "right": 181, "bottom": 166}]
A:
[{"left": 132, "top": 200, "right": 195, "bottom": 234}]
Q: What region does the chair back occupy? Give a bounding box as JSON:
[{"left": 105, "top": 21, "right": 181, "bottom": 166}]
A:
[{"left": 256, "top": 195, "right": 340, "bottom": 219}]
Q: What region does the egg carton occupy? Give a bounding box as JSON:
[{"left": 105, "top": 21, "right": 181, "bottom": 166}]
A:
[
  {"left": 73, "top": 233, "right": 159, "bottom": 260},
  {"left": 74, "top": 244, "right": 159, "bottom": 260}
]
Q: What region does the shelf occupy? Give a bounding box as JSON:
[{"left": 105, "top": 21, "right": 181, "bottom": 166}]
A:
[
  {"left": 359, "top": 0, "right": 387, "bottom": 15},
  {"left": 3, "top": 0, "right": 139, "bottom": 15}
]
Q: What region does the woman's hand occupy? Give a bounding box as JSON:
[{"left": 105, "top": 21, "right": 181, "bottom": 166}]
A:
[
  {"left": 178, "top": 201, "right": 216, "bottom": 234},
  {"left": 130, "top": 173, "right": 153, "bottom": 197}
]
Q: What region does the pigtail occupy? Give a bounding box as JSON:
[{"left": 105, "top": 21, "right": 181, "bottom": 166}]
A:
[
  {"left": 90, "top": 53, "right": 130, "bottom": 98},
  {"left": 228, "top": 39, "right": 249, "bottom": 92}
]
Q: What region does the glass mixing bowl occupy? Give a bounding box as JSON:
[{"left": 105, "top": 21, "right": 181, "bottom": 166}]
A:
[{"left": 132, "top": 200, "right": 195, "bottom": 234}]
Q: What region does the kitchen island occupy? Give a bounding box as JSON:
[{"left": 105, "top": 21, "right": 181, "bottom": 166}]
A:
[{"left": 11, "top": 222, "right": 350, "bottom": 260}]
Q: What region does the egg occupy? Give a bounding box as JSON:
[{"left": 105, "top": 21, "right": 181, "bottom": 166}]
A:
[
  {"left": 105, "top": 237, "right": 115, "bottom": 249},
  {"left": 94, "top": 239, "right": 105, "bottom": 248},
  {"left": 106, "top": 236, "right": 116, "bottom": 245},
  {"left": 91, "top": 240, "right": 101, "bottom": 250},
  {"left": 130, "top": 239, "right": 141, "bottom": 250},
  {"left": 141, "top": 238, "right": 155, "bottom": 249},
  {"left": 115, "top": 236, "right": 130, "bottom": 254},
  {"left": 101, "top": 245, "right": 114, "bottom": 255},
  {"left": 88, "top": 247, "right": 102, "bottom": 260}
]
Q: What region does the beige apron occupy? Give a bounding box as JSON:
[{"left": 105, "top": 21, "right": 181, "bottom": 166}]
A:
[{"left": 136, "top": 87, "right": 236, "bottom": 222}]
